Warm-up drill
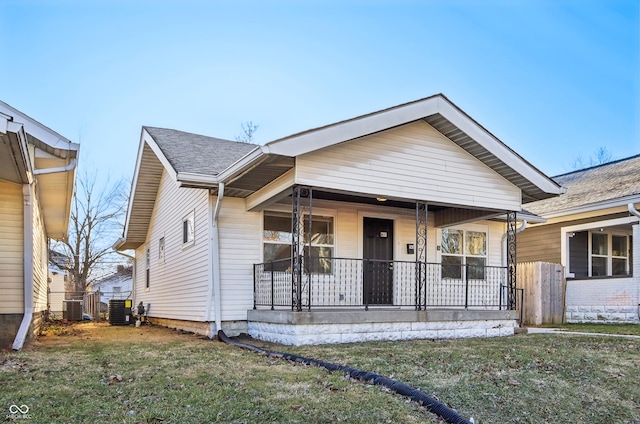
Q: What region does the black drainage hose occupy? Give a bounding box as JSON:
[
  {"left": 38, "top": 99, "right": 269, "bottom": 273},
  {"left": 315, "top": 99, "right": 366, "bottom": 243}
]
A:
[{"left": 217, "top": 330, "right": 473, "bottom": 424}]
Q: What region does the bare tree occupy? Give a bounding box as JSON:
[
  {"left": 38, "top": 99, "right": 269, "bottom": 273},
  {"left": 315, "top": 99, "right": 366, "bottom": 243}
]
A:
[
  {"left": 49, "top": 171, "right": 128, "bottom": 293},
  {"left": 235, "top": 121, "right": 259, "bottom": 143},
  {"left": 570, "top": 146, "right": 613, "bottom": 170}
]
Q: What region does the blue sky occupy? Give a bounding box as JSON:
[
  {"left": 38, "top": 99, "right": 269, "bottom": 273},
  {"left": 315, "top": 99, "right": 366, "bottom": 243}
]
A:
[{"left": 1, "top": 0, "right": 638, "bottom": 185}]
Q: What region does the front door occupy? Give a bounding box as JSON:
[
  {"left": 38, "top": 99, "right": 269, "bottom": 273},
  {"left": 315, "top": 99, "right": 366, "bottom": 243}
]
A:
[{"left": 363, "top": 217, "right": 394, "bottom": 305}]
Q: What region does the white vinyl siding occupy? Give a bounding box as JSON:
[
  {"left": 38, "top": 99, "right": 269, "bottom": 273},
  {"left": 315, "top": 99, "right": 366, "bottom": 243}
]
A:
[
  {"left": 0, "top": 181, "right": 24, "bottom": 314},
  {"left": 295, "top": 120, "right": 521, "bottom": 211},
  {"left": 218, "top": 197, "right": 261, "bottom": 321},
  {"left": 134, "top": 169, "right": 210, "bottom": 322}
]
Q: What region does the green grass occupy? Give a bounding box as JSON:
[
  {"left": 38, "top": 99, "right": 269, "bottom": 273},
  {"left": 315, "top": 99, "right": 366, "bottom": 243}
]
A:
[
  {"left": 542, "top": 323, "right": 640, "bottom": 336},
  {"left": 1, "top": 322, "right": 639, "bottom": 423}
]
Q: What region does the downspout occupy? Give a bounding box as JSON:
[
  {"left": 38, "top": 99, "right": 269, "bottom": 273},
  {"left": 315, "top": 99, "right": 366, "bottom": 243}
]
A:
[
  {"left": 629, "top": 203, "right": 640, "bottom": 219},
  {"left": 12, "top": 185, "right": 34, "bottom": 350},
  {"left": 208, "top": 183, "right": 225, "bottom": 337},
  {"left": 33, "top": 158, "right": 77, "bottom": 175}
]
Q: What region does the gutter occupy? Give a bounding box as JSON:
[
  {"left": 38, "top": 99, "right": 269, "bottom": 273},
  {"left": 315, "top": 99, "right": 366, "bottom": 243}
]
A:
[
  {"left": 628, "top": 203, "right": 640, "bottom": 219},
  {"left": 33, "top": 158, "right": 77, "bottom": 175},
  {"left": 12, "top": 185, "right": 34, "bottom": 350},
  {"left": 207, "top": 183, "right": 225, "bottom": 337}
]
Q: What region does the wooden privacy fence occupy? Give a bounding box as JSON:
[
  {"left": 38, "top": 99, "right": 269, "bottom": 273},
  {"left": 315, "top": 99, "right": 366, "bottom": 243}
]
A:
[{"left": 517, "top": 262, "right": 565, "bottom": 326}]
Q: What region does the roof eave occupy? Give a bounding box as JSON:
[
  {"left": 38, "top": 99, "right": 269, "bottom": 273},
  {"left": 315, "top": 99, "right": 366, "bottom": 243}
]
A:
[
  {"left": 261, "top": 94, "right": 563, "bottom": 200},
  {"left": 216, "top": 145, "right": 266, "bottom": 183},
  {"left": 535, "top": 194, "right": 640, "bottom": 220}
]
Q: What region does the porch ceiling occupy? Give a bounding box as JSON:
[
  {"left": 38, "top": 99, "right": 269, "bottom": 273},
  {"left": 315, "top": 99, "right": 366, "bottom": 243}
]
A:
[
  {"left": 268, "top": 188, "right": 517, "bottom": 227},
  {"left": 211, "top": 155, "right": 294, "bottom": 197}
]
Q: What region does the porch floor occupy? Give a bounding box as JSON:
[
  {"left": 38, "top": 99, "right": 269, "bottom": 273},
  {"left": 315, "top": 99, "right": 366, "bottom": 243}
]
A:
[{"left": 247, "top": 308, "right": 518, "bottom": 345}]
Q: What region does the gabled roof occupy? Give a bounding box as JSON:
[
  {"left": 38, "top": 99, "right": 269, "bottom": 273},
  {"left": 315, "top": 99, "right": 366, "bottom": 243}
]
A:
[
  {"left": 145, "top": 127, "right": 256, "bottom": 176},
  {"left": 524, "top": 154, "right": 640, "bottom": 218},
  {"left": 0, "top": 100, "right": 79, "bottom": 240},
  {"left": 119, "top": 94, "right": 564, "bottom": 249}
]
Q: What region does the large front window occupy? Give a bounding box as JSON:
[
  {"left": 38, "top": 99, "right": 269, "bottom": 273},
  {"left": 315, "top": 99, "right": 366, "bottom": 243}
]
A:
[
  {"left": 441, "top": 228, "right": 487, "bottom": 279},
  {"left": 263, "top": 212, "right": 334, "bottom": 273}
]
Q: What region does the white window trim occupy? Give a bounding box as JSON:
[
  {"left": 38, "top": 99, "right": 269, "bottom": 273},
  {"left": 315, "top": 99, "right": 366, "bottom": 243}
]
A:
[
  {"left": 262, "top": 210, "right": 336, "bottom": 267},
  {"left": 588, "top": 230, "right": 630, "bottom": 277},
  {"left": 159, "top": 235, "right": 166, "bottom": 263},
  {"left": 182, "top": 210, "right": 195, "bottom": 247},
  {"left": 438, "top": 224, "right": 489, "bottom": 280},
  {"left": 560, "top": 216, "right": 638, "bottom": 278}
]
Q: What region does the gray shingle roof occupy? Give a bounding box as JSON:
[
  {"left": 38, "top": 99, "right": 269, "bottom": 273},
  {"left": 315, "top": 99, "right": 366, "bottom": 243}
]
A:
[
  {"left": 144, "top": 126, "right": 257, "bottom": 176},
  {"left": 525, "top": 154, "right": 640, "bottom": 216}
]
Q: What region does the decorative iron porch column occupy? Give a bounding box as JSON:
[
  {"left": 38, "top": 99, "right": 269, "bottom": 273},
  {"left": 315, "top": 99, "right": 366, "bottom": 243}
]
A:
[
  {"left": 291, "top": 185, "right": 312, "bottom": 311},
  {"left": 506, "top": 211, "right": 517, "bottom": 310},
  {"left": 415, "top": 201, "right": 428, "bottom": 310}
]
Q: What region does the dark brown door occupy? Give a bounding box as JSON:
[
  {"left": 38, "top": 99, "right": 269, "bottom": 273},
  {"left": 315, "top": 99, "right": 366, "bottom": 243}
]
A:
[{"left": 363, "top": 217, "right": 394, "bottom": 305}]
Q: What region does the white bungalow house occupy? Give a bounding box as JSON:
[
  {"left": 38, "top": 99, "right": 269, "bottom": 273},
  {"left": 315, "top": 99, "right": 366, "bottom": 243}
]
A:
[
  {"left": 518, "top": 155, "right": 640, "bottom": 323},
  {"left": 0, "top": 100, "right": 79, "bottom": 350},
  {"left": 116, "top": 94, "right": 564, "bottom": 345}
]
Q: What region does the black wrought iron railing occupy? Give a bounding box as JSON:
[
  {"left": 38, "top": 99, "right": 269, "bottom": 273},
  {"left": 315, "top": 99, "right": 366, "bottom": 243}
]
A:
[{"left": 253, "top": 257, "right": 511, "bottom": 311}]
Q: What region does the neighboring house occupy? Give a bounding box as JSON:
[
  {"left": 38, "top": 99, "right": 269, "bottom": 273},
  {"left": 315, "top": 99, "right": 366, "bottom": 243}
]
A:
[
  {"left": 116, "top": 93, "right": 564, "bottom": 345},
  {"left": 0, "top": 100, "right": 79, "bottom": 350},
  {"left": 518, "top": 155, "right": 640, "bottom": 323},
  {"left": 48, "top": 264, "right": 68, "bottom": 317},
  {"left": 88, "top": 265, "right": 133, "bottom": 308}
]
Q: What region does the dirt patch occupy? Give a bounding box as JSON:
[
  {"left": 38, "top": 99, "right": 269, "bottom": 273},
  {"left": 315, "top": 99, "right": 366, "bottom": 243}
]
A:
[{"left": 28, "top": 321, "right": 209, "bottom": 350}]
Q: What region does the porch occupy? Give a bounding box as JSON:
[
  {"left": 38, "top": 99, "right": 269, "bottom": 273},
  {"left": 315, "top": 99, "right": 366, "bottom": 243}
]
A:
[{"left": 249, "top": 258, "right": 521, "bottom": 345}]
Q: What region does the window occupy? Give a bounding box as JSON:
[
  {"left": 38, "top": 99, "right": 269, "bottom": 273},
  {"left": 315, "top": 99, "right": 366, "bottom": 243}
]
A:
[
  {"left": 145, "top": 248, "right": 150, "bottom": 289},
  {"left": 590, "top": 232, "right": 629, "bottom": 277},
  {"left": 263, "top": 211, "right": 334, "bottom": 273},
  {"left": 113, "top": 286, "right": 122, "bottom": 298},
  {"left": 159, "top": 236, "right": 165, "bottom": 262},
  {"left": 441, "top": 228, "right": 487, "bottom": 279},
  {"left": 182, "top": 211, "right": 195, "bottom": 245}
]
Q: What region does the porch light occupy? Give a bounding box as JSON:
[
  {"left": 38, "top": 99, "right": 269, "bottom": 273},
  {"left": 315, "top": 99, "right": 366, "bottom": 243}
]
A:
[{"left": 376, "top": 197, "right": 387, "bottom": 202}]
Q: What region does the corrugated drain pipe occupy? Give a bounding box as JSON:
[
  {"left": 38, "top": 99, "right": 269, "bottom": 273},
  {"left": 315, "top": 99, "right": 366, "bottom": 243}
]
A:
[{"left": 218, "top": 330, "right": 473, "bottom": 424}]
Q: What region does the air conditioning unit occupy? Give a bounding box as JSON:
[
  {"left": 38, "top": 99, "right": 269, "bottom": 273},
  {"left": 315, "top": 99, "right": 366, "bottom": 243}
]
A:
[{"left": 108, "top": 299, "right": 132, "bottom": 325}]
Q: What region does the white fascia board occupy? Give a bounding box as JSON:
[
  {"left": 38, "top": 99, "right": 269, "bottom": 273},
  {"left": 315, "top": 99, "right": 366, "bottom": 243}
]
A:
[
  {"left": 541, "top": 194, "right": 640, "bottom": 220},
  {"left": 122, "top": 128, "right": 176, "bottom": 240},
  {"left": 263, "top": 98, "right": 440, "bottom": 157},
  {"left": 261, "top": 94, "right": 562, "bottom": 197},
  {"left": 0, "top": 100, "right": 79, "bottom": 152},
  {"left": 176, "top": 172, "right": 218, "bottom": 187},
  {"left": 245, "top": 168, "right": 296, "bottom": 211},
  {"left": 435, "top": 98, "right": 564, "bottom": 196},
  {"left": 216, "top": 146, "right": 265, "bottom": 183},
  {"left": 6, "top": 120, "right": 34, "bottom": 181},
  {"left": 142, "top": 129, "right": 178, "bottom": 181}
]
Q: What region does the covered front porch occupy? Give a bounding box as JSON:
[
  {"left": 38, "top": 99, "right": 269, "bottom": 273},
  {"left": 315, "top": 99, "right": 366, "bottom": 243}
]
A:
[{"left": 246, "top": 185, "right": 522, "bottom": 345}]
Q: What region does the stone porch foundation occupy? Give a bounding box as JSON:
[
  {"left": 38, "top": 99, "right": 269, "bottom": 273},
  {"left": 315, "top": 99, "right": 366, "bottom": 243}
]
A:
[{"left": 248, "top": 309, "right": 518, "bottom": 345}]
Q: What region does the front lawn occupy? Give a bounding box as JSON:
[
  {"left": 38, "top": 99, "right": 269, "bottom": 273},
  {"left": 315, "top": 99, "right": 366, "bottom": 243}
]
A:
[{"left": 1, "top": 322, "right": 638, "bottom": 423}]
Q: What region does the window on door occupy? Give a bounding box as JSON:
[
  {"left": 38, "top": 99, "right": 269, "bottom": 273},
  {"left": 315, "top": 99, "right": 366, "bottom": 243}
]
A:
[
  {"left": 441, "top": 228, "right": 487, "bottom": 279},
  {"left": 263, "top": 211, "right": 334, "bottom": 273}
]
